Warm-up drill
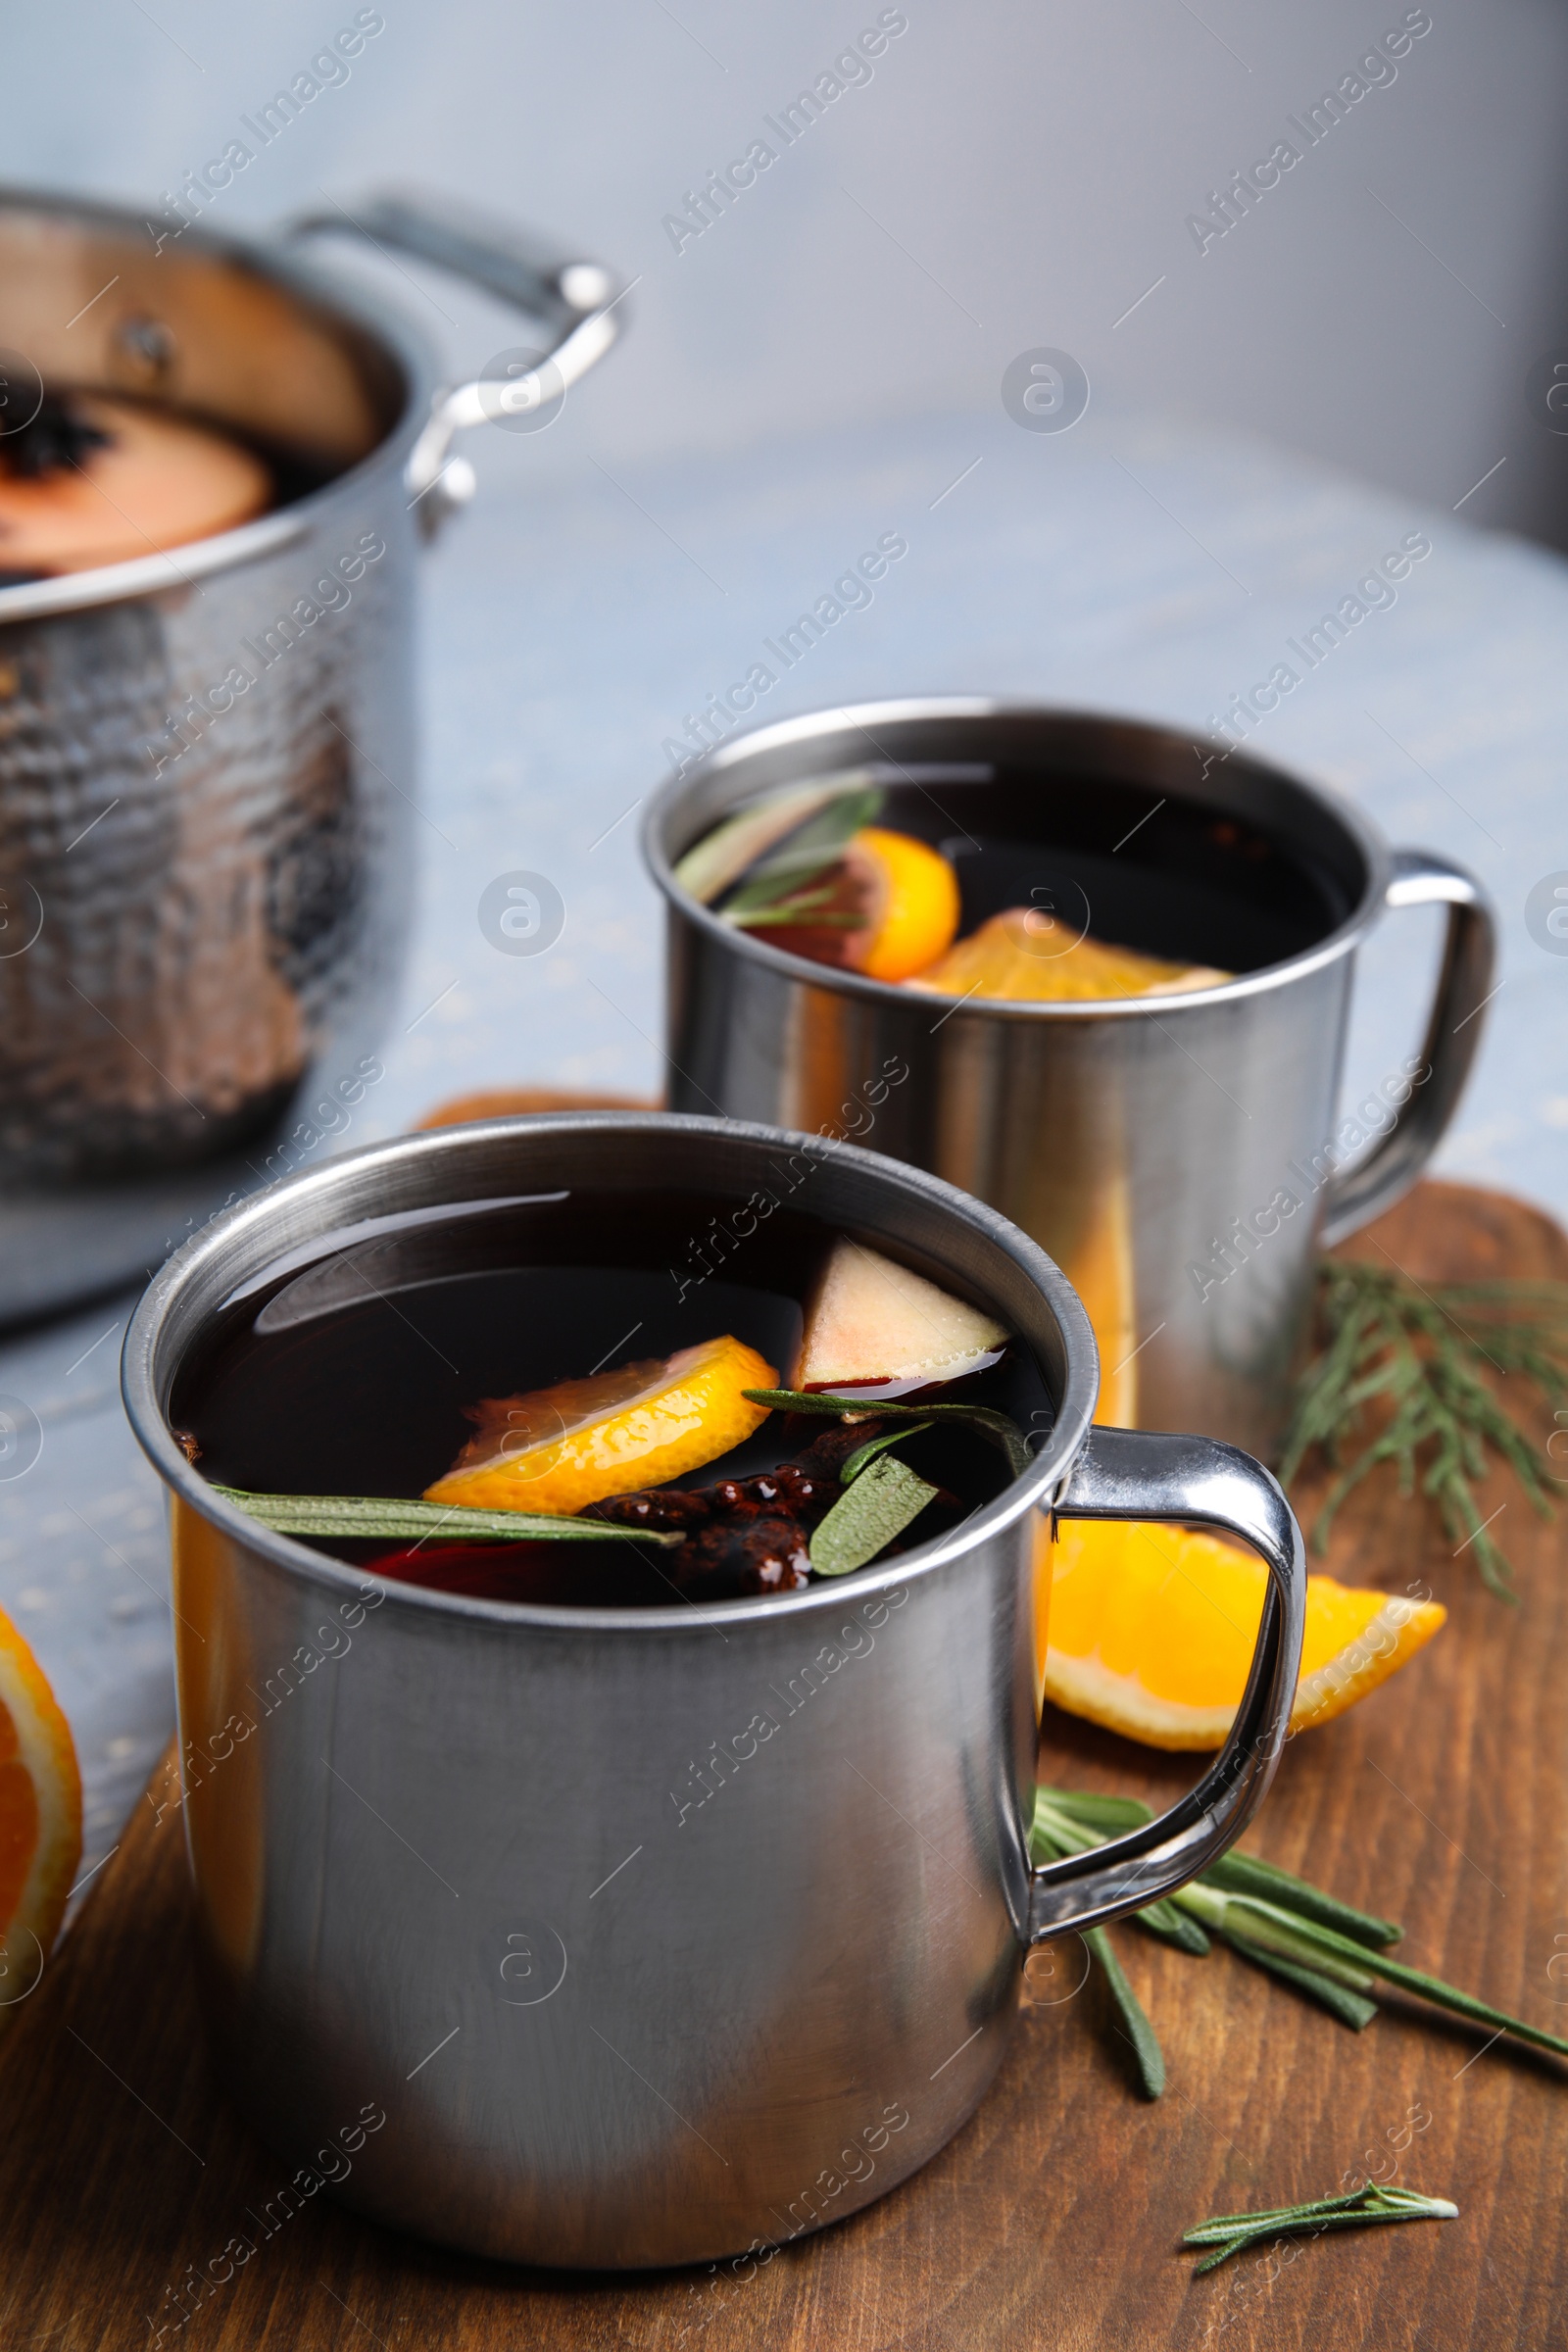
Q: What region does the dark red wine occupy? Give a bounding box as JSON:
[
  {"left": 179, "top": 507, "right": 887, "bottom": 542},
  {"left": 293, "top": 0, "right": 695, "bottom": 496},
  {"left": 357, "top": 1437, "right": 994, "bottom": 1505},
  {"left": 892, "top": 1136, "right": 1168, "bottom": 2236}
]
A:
[{"left": 172, "top": 1190, "right": 1052, "bottom": 1608}]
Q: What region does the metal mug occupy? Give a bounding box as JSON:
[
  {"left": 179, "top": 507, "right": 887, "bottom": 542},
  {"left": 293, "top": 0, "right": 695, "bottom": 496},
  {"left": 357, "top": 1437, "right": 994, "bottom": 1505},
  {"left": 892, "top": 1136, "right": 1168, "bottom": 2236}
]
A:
[
  {"left": 646, "top": 701, "right": 1496, "bottom": 1459},
  {"left": 123, "top": 1111, "right": 1306, "bottom": 2269},
  {"left": 0, "top": 185, "right": 621, "bottom": 1322}
]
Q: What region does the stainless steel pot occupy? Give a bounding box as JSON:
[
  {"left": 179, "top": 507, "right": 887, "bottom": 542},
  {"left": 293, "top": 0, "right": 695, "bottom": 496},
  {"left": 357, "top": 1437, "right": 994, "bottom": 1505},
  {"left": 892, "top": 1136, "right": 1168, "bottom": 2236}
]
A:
[
  {"left": 123, "top": 1111, "right": 1305, "bottom": 2269},
  {"left": 0, "top": 186, "right": 621, "bottom": 1323},
  {"left": 647, "top": 702, "right": 1495, "bottom": 1459}
]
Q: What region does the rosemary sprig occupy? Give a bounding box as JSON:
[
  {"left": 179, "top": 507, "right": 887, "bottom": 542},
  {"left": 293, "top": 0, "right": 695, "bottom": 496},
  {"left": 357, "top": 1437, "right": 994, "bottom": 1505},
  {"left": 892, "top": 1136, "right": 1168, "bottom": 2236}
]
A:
[
  {"left": 745, "top": 1388, "right": 1033, "bottom": 1478},
  {"left": 716, "top": 784, "right": 883, "bottom": 925},
  {"left": 1031, "top": 1787, "right": 1568, "bottom": 2094},
  {"left": 1280, "top": 1261, "right": 1568, "bottom": 1599},
  {"left": 1182, "top": 2182, "right": 1456, "bottom": 2274},
  {"left": 840, "top": 1420, "right": 935, "bottom": 1480},
  {"left": 210, "top": 1487, "right": 680, "bottom": 1546}
]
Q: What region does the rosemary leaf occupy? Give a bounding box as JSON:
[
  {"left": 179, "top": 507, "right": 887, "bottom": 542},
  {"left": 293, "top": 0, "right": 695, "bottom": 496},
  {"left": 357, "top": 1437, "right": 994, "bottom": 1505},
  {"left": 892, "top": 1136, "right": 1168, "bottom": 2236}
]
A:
[
  {"left": 1205, "top": 1890, "right": 1568, "bottom": 2060},
  {"left": 1225, "top": 1942, "right": 1380, "bottom": 2031},
  {"left": 1281, "top": 1260, "right": 1568, "bottom": 1600},
  {"left": 1034, "top": 1788, "right": 1568, "bottom": 2078},
  {"left": 1036, "top": 1786, "right": 1153, "bottom": 1838},
  {"left": 1031, "top": 1793, "right": 1207, "bottom": 1951},
  {"left": 1084, "top": 1925, "right": 1165, "bottom": 2099},
  {"left": 727, "top": 890, "right": 865, "bottom": 930},
  {"left": 1135, "top": 1896, "right": 1213, "bottom": 1957},
  {"left": 1200, "top": 1850, "right": 1401, "bottom": 1947},
  {"left": 210, "top": 1487, "right": 679, "bottom": 1546},
  {"left": 808, "top": 1453, "right": 938, "bottom": 1576},
  {"left": 671, "top": 783, "right": 846, "bottom": 904},
  {"left": 841, "top": 1420, "right": 935, "bottom": 1482},
  {"left": 1179, "top": 1888, "right": 1379, "bottom": 1994},
  {"left": 717, "top": 784, "right": 883, "bottom": 920},
  {"left": 1184, "top": 2182, "right": 1457, "bottom": 2273},
  {"left": 746, "top": 1388, "right": 1033, "bottom": 1479}
]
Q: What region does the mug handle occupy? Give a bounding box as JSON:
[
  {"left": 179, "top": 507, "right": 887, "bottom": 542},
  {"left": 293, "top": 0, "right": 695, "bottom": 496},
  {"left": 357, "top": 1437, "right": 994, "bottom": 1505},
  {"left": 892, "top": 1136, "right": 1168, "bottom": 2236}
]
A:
[
  {"left": 1027, "top": 1425, "right": 1306, "bottom": 1940},
  {"left": 281, "top": 187, "right": 625, "bottom": 535},
  {"left": 1319, "top": 849, "right": 1495, "bottom": 1248}
]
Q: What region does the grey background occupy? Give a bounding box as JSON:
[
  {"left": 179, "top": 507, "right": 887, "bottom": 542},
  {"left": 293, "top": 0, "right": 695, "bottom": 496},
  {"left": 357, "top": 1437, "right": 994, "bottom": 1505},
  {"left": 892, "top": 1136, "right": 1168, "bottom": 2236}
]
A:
[{"left": 6, "top": 0, "right": 1568, "bottom": 540}]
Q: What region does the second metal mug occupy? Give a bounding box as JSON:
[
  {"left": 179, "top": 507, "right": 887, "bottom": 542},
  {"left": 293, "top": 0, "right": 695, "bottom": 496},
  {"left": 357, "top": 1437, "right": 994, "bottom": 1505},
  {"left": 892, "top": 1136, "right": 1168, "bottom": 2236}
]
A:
[
  {"left": 123, "top": 1112, "right": 1306, "bottom": 2267},
  {"left": 647, "top": 702, "right": 1496, "bottom": 1458}
]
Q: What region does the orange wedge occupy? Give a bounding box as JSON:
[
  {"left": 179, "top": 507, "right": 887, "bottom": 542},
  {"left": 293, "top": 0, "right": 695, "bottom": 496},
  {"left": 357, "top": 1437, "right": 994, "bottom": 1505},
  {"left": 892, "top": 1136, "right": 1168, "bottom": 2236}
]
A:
[
  {"left": 852, "top": 828, "right": 961, "bottom": 982},
  {"left": 424, "top": 1334, "right": 779, "bottom": 1517},
  {"left": 908, "top": 908, "right": 1229, "bottom": 1002},
  {"left": 0, "top": 1607, "right": 81, "bottom": 2022},
  {"left": 1041, "top": 1518, "right": 1446, "bottom": 1749}
]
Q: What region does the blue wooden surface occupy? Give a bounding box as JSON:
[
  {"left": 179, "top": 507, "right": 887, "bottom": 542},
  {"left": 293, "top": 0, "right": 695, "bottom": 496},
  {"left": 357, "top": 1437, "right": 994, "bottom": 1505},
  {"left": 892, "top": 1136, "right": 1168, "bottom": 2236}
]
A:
[{"left": 5, "top": 403, "right": 1563, "bottom": 1878}]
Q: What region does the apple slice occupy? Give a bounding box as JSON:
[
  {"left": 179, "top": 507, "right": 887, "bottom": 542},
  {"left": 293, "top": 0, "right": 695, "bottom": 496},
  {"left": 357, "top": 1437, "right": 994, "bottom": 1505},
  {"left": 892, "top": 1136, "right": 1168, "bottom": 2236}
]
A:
[{"left": 795, "top": 1239, "right": 1009, "bottom": 1396}]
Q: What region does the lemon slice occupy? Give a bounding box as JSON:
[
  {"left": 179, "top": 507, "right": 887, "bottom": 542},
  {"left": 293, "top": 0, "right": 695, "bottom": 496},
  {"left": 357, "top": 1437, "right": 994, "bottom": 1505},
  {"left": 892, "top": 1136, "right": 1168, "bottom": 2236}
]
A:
[
  {"left": 1042, "top": 1518, "right": 1446, "bottom": 1750},
  {"left": 423, "top": 1335, "right": 779, "bottom": 1517},
  {"left": 0, "top": 1606, "right": 82, "bottom": 2024}
]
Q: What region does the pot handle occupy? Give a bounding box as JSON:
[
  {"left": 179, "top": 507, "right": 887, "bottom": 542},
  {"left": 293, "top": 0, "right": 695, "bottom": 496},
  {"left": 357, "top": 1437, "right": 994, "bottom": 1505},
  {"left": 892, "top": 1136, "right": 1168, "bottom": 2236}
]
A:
[
  {"left": 283, "top": 188, "right": 625, "bottom": 536},
  {"left": 1027, "top": 1425, "right": 1306, "bottom": 1941},
  {"left": 1319, "top": 849, "right": 1496, "bottom": 1249}
]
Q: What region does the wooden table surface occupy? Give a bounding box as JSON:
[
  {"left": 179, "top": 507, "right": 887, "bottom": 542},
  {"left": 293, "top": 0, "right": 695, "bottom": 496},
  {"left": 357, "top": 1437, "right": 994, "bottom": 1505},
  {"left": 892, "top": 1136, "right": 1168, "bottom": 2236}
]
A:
[{"left": 3, "top": 1177, "right": 1565, "bottom": 2351}]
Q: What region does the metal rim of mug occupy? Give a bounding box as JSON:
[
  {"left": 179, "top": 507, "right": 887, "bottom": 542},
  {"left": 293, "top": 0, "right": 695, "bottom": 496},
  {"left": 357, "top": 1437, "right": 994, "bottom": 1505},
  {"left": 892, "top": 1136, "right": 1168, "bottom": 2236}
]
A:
[
  {"left": 0, "top": 186, "right": 436, "bottom": 625},
  {"left": 121, "top": 1110, "right": 1097, "bottom": 1635},
  {"left": 642, "top": 696, "right": 1395, "bottom": 1021}
]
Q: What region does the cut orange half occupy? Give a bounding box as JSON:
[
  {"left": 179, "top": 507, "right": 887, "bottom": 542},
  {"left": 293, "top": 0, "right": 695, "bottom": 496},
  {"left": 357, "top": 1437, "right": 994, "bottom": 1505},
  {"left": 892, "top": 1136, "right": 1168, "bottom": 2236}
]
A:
[
  {"left": 851, "top": 827, "right": 961, "bottom": 982},
  {"left": 424, "top": 1334, "right": 779, "bottom": 1517},
  {"left": 0, "top": 1607, "right": 82, "bottom": 2022},
  {"left": 1042, "top": 1518, "right": 1446, "bottom": 1750}
]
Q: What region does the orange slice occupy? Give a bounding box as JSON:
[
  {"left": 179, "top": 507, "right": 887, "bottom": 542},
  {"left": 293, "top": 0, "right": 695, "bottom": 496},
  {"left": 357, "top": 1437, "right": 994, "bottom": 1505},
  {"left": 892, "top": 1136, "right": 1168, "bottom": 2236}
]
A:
[
  {"left": 851, "top": 828, "right": 961, "bottom": 982},
  {"left": 1041, "top": 1517, "right": 1446, "bottom": 1749},
  {"left": 908, "top": 908, "right": 1229, "bottom": 1002},
  {"left": 0, "top": 1607, "right": 82, "bottom": 2022},
  {"left": 423, "top": 1335, "right": 779, "bottom": 1517},
  {"left": 0, "top": 394, "right": 270, "bottom": 576}
]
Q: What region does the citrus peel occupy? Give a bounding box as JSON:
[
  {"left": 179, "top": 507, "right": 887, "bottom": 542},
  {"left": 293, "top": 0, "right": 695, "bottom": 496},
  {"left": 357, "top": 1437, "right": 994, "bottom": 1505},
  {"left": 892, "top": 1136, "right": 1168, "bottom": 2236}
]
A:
[
  {"left": 1042, "top": 1517, "right": 1446, "bottom": 1750},
  {"left": 0, "top": 1606, "right": 82, "bottom": 2019},
  {"left": 850, "top": 826, "right": 961, "bottom": 982},
  {"left": 424, "top": 1334, "right": 779, "bottom": 1517}
]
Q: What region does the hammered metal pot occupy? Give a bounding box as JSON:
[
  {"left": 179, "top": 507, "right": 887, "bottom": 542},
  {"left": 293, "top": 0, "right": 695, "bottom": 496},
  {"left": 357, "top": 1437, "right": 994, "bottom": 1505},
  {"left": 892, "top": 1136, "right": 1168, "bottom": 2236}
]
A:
[{"left": 0, "top": 186, "right": 622, "bottom": 1321}]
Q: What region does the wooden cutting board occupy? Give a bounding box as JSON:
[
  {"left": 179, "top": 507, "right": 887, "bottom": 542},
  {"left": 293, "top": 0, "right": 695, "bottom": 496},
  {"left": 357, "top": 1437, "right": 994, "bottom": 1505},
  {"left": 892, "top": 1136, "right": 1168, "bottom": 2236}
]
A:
[{"left": 3, "top": 1178, "right": 1565, "bottom": 2351}]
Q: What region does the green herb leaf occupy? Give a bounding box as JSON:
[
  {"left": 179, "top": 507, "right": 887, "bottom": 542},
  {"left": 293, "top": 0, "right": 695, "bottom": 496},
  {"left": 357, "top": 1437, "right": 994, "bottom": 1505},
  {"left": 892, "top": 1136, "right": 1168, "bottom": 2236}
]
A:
[
  {"left": 808, "top": 1452, "right": 939, "bottom": 1576},
  {"left": 1031, "top": 1793, "right": 1207, "bottom": 1951},
  {"left": 1193, "top": 1886, "right": 1568, "bottom": 2059},
  {"left": 1134, "top": 1896, "right": 1212, "bottom": 1957},
  {"left": 727, "top": 906, "right": 866, "bottom": 930},
  {"left": 1183, "top": 2182, "right": 1457, "bottom": 2274},
  {"left": 1200, "top": 1849, "right": 1401, "bottom": 1947},
  {"left": 1035, "top": 1786, "right": 1568, "bottom": 2082},
  {"left": 210, "top": 1487, "right": 680, "bottom": 1547},
  {"left": 1281, "top": 1260, "right": 1568, "bottom": 1600},
  {"left": 1229, "top": 1944, "right": 1380, "bottom": 2031},
  {"left": 672, "top": 783, "right": 849, "bottom": 905},
  {"left": 717, "top": 783, "right": 884, "bottom": 922},
  {"left": 745, "top": 1388, "right": 1034, "bottom": 1480},
  {"left": 841, "top": 1420, "right": 935, "bottom": 1482},
  {"left": 1084, "top": 1925, "right": 1165, "bottom": 2099},
  {"left": 1036, "top": 1785, "right": 1153, "bottom": 1838}
]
